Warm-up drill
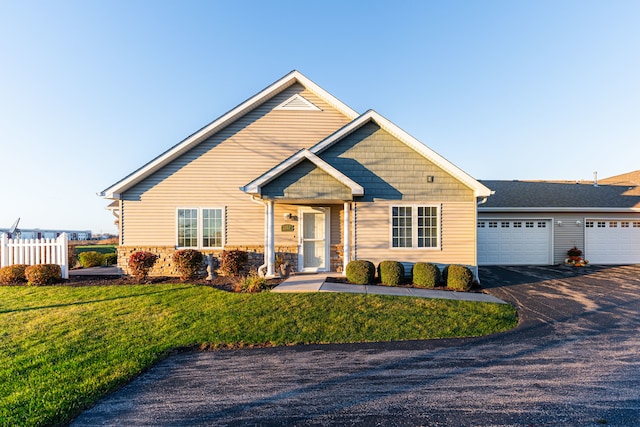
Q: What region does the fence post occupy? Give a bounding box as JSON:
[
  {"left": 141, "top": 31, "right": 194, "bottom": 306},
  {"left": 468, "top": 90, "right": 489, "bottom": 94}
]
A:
[
  {"left": 59, "top": 233, "right": 69, "bottom": 279},
  {"left": 1, "top": 233, "right": 7, "bottom": 268}
]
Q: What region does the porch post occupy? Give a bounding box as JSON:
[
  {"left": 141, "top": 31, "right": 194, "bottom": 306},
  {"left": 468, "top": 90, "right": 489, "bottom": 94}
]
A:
[
  {"left": 266, "top": 200, "right": 275, "bottom": 277},
  {"left": 343, "top": 202, "right": 351, "bottom": 274}
]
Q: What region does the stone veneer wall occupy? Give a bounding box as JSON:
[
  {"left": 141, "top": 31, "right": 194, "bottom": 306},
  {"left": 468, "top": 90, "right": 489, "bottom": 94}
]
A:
[{"left": 117, "top": 245, "right": 302, "bottom": 277}]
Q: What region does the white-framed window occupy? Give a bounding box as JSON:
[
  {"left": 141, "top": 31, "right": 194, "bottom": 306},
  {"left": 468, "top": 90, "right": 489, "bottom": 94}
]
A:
[
  {"left": 177, "top": 207, "right": 225, "bottom": 248},
  {"left": 391, "top": 205, "right": 440, "bottom": 249}
]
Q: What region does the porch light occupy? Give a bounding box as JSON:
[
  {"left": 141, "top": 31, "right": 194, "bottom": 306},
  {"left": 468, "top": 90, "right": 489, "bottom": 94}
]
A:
[{"left": 557, "top": 220, "right": 562, "bottom": 226}]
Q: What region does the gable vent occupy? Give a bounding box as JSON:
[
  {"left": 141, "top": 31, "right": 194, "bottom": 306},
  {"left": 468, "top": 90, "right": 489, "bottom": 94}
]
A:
[{"left": 274, "top": 94, "right": 322, "bottom": 111}]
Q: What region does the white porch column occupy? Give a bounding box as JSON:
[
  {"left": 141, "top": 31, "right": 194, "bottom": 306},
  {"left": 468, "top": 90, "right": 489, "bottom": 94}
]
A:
[
  {"left": 343, "top": 202, "right": 351, "bottom": 274},
  {"left": 266, "top": 200, "right": 275, "bottom": 277}
]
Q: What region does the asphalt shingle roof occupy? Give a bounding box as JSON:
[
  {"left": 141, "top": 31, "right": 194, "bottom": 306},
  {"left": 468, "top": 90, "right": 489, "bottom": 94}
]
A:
[{"left": 479, "top": 180, "right": 640, "bottom": 209}]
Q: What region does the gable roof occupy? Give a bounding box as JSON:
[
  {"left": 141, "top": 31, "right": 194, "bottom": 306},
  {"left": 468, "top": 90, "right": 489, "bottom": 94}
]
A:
[
  {"left": 599, "top": 170, "right": 640, "bottom": 186},
  {"left": 100, "top": 70, "right": 358, "bottom": 199},
  {"left": 242, "top": 149, "right": 365, "bottom": 197},
  {"left": 479, "top": 180, "right": 640, "bottom": 211},
  {"left": 310, "top": 110, "right": 493, "bottom": 198}
]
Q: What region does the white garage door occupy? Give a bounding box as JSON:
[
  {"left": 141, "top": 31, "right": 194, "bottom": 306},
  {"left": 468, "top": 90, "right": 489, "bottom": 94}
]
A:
[
  {"left": 585, "top": 220, "right": 640, "bottom": 264},
  {"left": 478, "top": 219, "right": 552, "bottom": 265}
]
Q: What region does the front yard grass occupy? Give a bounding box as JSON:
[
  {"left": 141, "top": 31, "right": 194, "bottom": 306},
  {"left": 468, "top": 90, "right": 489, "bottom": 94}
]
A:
[{"left": 0, "top": 284, "right": 517, "bottom": 426}]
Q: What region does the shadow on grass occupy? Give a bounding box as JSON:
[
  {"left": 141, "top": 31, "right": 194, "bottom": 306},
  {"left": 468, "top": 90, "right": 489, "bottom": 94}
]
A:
[{"left": 0, "top": 286, "right": 195, "bottom": 314}]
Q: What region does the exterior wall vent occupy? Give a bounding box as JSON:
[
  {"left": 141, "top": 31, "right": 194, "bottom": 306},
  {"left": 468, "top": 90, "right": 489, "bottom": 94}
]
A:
[{"left": 274, "top": 94, "right": 322, "bottom": 111}]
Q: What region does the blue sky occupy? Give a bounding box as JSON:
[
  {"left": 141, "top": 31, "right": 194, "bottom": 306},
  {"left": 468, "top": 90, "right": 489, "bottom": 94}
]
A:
[{"left": 1, "top": 0, "right": 639, "bottom": 234}]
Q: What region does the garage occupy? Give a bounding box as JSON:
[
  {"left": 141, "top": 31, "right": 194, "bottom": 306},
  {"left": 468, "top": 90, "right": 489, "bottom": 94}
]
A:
[
  {"left": 477, "top": 219, "right": 552, "bottom": 265},
  {"left": 585, "top": 219, "right": 640, "bottom": 264}
]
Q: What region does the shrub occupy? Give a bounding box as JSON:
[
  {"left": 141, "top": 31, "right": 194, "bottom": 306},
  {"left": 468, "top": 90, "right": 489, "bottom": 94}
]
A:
[
  {"left": 412, "top": 262, "right": 441, "bottom": 288},
  {"left": 345, "top": 260, "right": 375, "bottom": 285},
  {"left": 0, "top": 264, "right": 28, "bottom": 284},
  {"left": 377, "top": 260, "right": 405, "bottom": 286},
  {"left": 128, "top": 251, "right": 158, "bottom": 282},
  {"left": 446, "top": 265, "right": 474, "bottom": 291},
  {"left": 173, "top": 249, "right": 204, "bottom": 280},
  {"left": 235, "top": 270, "right": 270, "bottom": 293},
  {"left": 102, "top": 253, "right": 118, "bottom": 266},
  {"left": 78, "top": 251, "right": 104, "bottom": 268},
  {"left": 24, "top": 264, "right": 62, "bottom": 286},
  {"left": 220, "top": 250, "right": 248, "bottom": 276}
]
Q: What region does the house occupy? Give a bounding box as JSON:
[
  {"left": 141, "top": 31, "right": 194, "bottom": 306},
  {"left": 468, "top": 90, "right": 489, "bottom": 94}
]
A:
[
  {"left": 100, "top": 70, "right": 492, "bottom": 276},
  {"left": 477, "top": 175, "right": 640, "bottom": 265}
]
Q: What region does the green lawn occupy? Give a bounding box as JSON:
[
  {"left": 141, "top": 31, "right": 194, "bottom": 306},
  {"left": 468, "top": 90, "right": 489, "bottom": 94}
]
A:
[
  {"left": 72, "top": 245, "right": 117, "bottom": 255},
  {"left": 0, "top": 285, "right": 517, "bottom": 426}
]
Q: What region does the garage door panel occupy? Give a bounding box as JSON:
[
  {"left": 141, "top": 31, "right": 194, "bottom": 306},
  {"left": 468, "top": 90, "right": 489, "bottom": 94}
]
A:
[
  {"left": 478, "top": 220, "right": 552, "bottom": 265},
  {"left": 585, "top": 220, "right": 640, "bottom": 264}
]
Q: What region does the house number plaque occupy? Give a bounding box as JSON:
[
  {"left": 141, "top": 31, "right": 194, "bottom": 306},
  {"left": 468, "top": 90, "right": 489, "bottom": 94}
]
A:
[{"left": 281, "top": 224, "right": 295, "bottom": 232}]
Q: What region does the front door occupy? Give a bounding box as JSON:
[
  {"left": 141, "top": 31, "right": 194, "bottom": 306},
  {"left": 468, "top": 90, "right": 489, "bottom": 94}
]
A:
[{"left": 299, "top": 207, "right": 330, "bottom": 272}]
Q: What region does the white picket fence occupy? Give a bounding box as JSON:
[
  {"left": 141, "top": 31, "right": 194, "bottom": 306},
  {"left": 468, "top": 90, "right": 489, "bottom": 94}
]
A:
[{"left": 0, "top": 233, "right": 69, "bottom": 279}]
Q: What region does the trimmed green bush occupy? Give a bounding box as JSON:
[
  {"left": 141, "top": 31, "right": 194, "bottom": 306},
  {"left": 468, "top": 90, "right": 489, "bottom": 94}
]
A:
[
  {"left": 24, "top": 264, "right": 62, "bottom": 286},
  {"left": 220, "top": 250, "right": 248, "bottom": 277},
  {"left": 412, "top": 262, "right": 441, "bottom": 288},
  {"left": 446, "top": 264, "right": 474, "bottom": 291},
  {"left": 345, "top": 260, "right": 375, "bottom": 285},
  {"left": 128, "top": 251, "right": 158, "bottom": 282},
  {"left": 102, "top": 253, "right": 118, "bottom": 266},
  {"left": 0, "top": 264, "right": 28, "bottom": 284},
  {"left": 377, "top": 260, "right": 405, "bottom": 286},
  {"left": 78, "top": 251, "right": 104, "bottom": 268},
  {"left": 173, "top": 249, "right": 204, "bottom": 280}
]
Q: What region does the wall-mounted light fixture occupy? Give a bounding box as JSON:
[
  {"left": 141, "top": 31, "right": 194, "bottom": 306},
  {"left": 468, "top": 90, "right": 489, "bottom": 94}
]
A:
[
  {"left": 576, "top": 220, "right": 582, "bottom": 226},
  {"left": 284, "top": 213, "right": 292, "bottom": 220},
  {"left": 557, "top": 220, "right": 562, "bottom": 226},
  {"left": 427, "top": 175, "right": 435, "bottom": 183}
]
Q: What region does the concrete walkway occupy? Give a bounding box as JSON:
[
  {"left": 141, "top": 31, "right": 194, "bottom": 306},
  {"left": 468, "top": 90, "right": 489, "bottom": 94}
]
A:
[{"left": 272, "top": 273, "right": 507, "bottom": 304}]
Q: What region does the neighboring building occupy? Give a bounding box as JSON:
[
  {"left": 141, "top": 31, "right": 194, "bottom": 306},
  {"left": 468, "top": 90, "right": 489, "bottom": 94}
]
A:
[
  {"left": 100, "top": 70, "right": 492, "bottom": 276},
  {"left": 0, "top": 228, "right": 92, "bottom": 241},
  {"left": 477, "top": 177, "right": 640, "bottom": 265}
]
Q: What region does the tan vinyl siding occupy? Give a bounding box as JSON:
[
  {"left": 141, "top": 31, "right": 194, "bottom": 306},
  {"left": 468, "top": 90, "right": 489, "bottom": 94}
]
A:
[
  {"left": 355, "top": 201, "right": 477, "bottom": 267},
  {"left": 121, "top": 84, "right": 351, "bottom": 246},
  {"left": 319, "top": 122, "right": 474, "bottom": 202}
]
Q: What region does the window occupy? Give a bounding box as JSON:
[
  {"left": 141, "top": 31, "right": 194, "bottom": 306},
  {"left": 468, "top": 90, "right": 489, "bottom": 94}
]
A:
[
  {"left": 538, "top": 222, "right": 546, "bottom": 228},
  {"left": 391, "top": 205, "right": 440, "bottom": 249},
  {"left": 489, "top": 221, "right": 497, "bottom": 228},
  {"left": 526, "top": 221, "right": 534, "bottom": 228},
  {"left": 597, "top": 221, "right": 606, "bottom": 228},
  {"left": 513, "top": 222, "right": 522, "bottom": 228},
  {"left": 177, "top": 208, "right": 224, "bottom": 248},
  {"left": 501, "top": 221, "right": 510, "bottom": 228},
  {"left": 609, "top": 221, "right": 618, "bottom": 228},
  {"left": 477, "top": 221, "right": 485, "bottom": 228},
  {"left": 621, "top": 221, "right": 629, "bottom": 228},
  {"left": 634, "top": 222, "right": 640, "bottom": 228},
  {"left": 586, "top": 221, "right": 594, "bottom": 228}
]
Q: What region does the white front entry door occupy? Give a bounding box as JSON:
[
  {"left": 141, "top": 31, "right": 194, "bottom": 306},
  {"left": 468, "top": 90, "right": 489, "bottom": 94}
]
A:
[{"left": 299, "top": 207, "right": 330, "bottom": 272}]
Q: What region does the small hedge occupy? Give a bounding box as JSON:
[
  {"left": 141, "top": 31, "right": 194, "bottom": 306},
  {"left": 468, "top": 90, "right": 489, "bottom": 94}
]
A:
[
  {"left": 173, "top": 249, "right": 204, "bottom": 280},
  {"left": 128, "top": 251, "right": 158, "bottom": 282},
  {"left": 102, "top": 253, "right": 118, "bottom": 265},
  {"left": 78, "top": 251, "right": 104, "bottom": 268},
  {"left": 0, "top": 264, "right": 28, "bottom": 284},
  {"left": 446, "top": 264, "right": 474, "bottom": 291},
  {"left": 346, "top": 260, "right": 375, "bottom": 285},
  {"left": 25, "top": 264, "right": 62, "bottom": 286},
  {"left": 377, "top": 260, "right": 405, "bottom": 286},
  {"left": 412, "top": 262, "right": 441, "bottom": 288},
  {"left": 220, "top": 250, "right": 248, "bottom": 277}
]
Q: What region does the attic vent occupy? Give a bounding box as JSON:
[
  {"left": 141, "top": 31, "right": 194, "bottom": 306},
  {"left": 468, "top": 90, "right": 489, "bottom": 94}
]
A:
[{"left": 274, "top": 94, "right": 322, "bottom": 111}]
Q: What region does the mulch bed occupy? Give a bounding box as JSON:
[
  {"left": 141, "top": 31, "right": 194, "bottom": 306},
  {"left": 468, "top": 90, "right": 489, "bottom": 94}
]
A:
[
  {"left": 3, "top": 274, "right": 282, "bottom": 293},
  {"left": 324, "top": 276, "right": 484, "bottom": 293}
]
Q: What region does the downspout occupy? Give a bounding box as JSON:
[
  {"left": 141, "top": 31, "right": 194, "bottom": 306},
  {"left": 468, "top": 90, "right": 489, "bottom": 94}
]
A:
[{"left": 250, "top": 196, "right": 269, "bottom": 276}]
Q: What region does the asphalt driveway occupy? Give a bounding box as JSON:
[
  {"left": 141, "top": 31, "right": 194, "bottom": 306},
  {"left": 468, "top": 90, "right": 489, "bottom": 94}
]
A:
[{"left": 72, "top": 265, "right": 640, "bottom": 426}]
